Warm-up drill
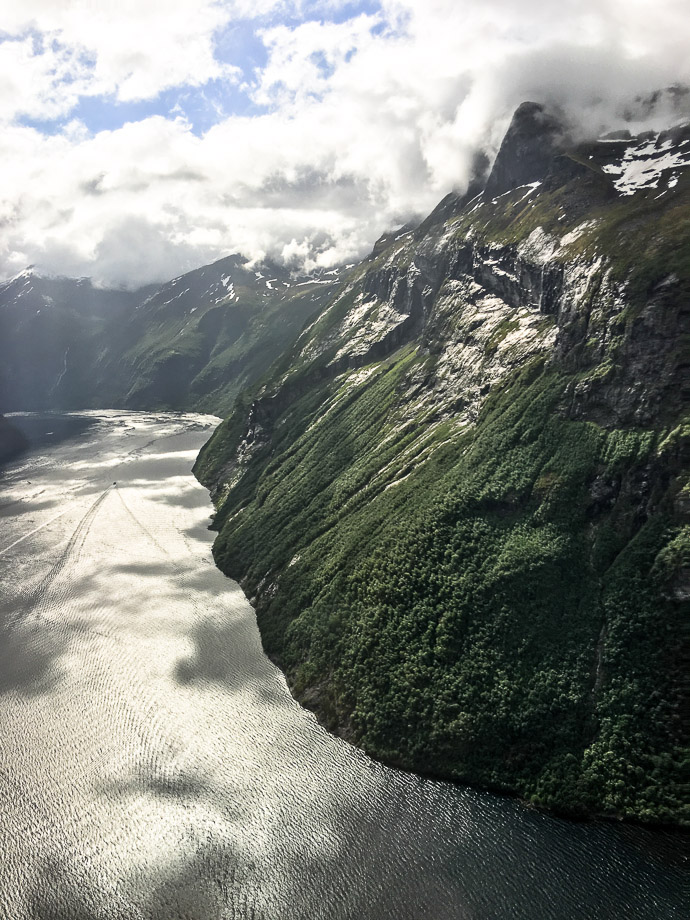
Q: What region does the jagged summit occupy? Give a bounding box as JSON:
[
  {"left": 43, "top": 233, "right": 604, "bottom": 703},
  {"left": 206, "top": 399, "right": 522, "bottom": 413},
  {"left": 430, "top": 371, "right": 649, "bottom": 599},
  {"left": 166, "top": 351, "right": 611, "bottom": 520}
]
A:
[
  {"left": 414, "top": 103, "right": 566, "bottom": 235},
  {"left": 195, "top": 100, "right": 689, "bottom": 826},
  {"left": 483, "top": 101, "right": 565, "bottom": 197},
  {"left": 461, "top": 99, "right": 690, "bottom": 212}
]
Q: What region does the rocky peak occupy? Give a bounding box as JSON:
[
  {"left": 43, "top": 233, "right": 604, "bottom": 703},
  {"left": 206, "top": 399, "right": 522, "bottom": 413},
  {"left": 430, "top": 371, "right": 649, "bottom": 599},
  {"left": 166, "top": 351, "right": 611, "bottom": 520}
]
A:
[
  {"left": 195, "top": 99, "right": 689, "bottom": 828},
  {"left": 484, "top": 101, "right": 565, "bottom": 197}
]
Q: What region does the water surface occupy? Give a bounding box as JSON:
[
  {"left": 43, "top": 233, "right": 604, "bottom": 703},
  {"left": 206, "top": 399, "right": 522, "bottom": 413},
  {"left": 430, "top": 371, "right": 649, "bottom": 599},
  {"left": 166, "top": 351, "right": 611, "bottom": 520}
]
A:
[{"left": 0, "top": 412, "right": 686, "bottom": 919}]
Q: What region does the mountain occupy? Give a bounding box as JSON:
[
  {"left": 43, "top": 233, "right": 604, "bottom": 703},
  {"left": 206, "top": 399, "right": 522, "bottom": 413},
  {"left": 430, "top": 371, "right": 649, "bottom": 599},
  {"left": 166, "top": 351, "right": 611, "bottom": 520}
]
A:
[
  {"left": 0, "top": 258, "right": 343, "bottom": 415},
  {"left": 0, "top": 414, "right": 28, "bottom": 464},
  {"left": 195, "top": 103, "right": 690, "bottom": 825},
  {"left": 0, "top": 271, "right": 146, "bottom": 412}
]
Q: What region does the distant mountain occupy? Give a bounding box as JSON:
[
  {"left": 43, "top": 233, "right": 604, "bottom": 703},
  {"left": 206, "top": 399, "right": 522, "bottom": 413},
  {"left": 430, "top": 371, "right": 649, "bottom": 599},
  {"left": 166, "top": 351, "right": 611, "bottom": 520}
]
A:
[
  {"left": 0, "top": 271, "right": 147, "bottom": 413},
  {"left": 0, "top": 258, "right": 343, "bottom": 415},
  {"left": 0, "top": 414, "right": 28, "bottom": 464},
  {"left": 195, "top": 103, "right": 690, "bottom": 825}
]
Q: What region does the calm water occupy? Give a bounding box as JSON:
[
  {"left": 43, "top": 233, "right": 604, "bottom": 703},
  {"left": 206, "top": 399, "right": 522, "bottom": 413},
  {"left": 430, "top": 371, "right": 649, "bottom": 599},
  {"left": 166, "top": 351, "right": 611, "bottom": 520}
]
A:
[{"left": 0, "top": 412, "right": 686, "bottom": 920}]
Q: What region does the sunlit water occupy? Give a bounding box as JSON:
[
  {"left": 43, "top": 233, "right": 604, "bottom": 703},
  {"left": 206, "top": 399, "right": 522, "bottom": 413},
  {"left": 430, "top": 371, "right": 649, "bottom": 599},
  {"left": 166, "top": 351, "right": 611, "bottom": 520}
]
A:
[{"left": 0, "top": 412, "right": 686, "bottom": 920}]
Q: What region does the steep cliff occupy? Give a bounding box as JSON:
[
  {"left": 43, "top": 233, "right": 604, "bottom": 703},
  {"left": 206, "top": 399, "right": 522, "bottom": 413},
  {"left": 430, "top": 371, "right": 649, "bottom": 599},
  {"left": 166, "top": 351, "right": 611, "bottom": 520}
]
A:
[{"left": 196, "top": 104, "right": 689, "bottom": 825}]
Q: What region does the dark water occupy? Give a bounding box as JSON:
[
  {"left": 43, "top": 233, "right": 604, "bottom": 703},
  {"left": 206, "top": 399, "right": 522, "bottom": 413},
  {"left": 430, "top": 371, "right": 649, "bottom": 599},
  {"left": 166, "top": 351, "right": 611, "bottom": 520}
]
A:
[
  {"left": 6, "top": 411, "right": 97, "bottom": 449},
  {"left": 0, "top": 412, "right": 686, "bottom": 920}
]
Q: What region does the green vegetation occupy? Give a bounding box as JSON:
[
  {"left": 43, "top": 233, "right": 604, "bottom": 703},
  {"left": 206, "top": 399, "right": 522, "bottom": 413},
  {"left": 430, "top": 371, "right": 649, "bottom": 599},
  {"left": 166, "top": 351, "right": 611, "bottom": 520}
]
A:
[
  {"left": 195, "top": 128, "right": 689, "bottom": 826},
  {"left": 199, "top": 351, "right": 687, "bottom": 824},
  {"left": 0, "top": 260, "right": 342, "bottom": 416},
  {"left": 486, "top": 317, "right": 521, "bottom": 355},
  {"left": 111, "top": 278, "right": 340, "bottom": 415}
]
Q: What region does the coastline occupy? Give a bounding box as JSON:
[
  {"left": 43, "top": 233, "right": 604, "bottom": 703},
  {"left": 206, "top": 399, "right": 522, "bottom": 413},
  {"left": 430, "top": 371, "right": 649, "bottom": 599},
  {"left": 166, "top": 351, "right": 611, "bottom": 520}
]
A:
[
  {"left": 280, "top": 652, "right": 690, "bottom": 834},
  {"left": 204, "top": 548, "right": 690, "bottom": 834}
]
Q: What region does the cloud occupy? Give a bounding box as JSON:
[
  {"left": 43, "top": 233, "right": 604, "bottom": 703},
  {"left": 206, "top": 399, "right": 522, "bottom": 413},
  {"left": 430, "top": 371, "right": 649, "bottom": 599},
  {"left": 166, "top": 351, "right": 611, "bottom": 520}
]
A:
[
  {"left": 0, "top": 0, "right": 688, "bottom": 287},
  {"left": 0, "top": 36, "right": 94, "bottom": 122},
  {"left": 0, "top": 1, "right": 241, "bottom": 106},
  {"left": 253, "top": 13, "right": 382, "bottom": 106}
]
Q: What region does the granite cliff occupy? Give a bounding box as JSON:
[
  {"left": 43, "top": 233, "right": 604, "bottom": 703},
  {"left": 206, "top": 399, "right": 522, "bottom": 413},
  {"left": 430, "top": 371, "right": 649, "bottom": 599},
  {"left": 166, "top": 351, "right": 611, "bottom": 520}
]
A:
[{"left": 195, "top": 103, "right": 690, "bottom": 824}]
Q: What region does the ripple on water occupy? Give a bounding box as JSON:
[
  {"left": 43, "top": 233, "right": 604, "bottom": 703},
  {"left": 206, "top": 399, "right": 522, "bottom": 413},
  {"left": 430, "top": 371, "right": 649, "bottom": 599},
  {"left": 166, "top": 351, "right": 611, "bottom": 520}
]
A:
[{"left": 0, "top": 412, "right": 686, "bottom": 920}]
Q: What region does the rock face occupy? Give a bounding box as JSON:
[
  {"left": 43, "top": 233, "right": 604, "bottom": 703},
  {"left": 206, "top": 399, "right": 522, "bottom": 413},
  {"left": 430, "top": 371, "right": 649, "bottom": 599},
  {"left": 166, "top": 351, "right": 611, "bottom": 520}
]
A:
[
  {"left": 483, "top": 101, "right": 565, "bottom": 197},
  {"left": 196, "top": 104, "right": 690, "bottom": 826},
  {"left": 0, "top": 259, "right": 342, "bottom": 415},
  {"left": 0, "top": 272, "right": 144, "bottom": 413}
]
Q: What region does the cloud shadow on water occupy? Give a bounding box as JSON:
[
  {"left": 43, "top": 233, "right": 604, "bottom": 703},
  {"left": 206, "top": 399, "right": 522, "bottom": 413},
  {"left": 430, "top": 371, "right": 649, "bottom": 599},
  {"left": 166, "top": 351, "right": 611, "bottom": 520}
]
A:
[
  {"left": 173, "top": 613, "right": 275, "bottom": 698},
  {"left": 29, "top": 842, "right": 258, "bottom": 920},
  {"left": 0, "top": 624, "right": 66, "bottom": 696},
  {"left": 0, "top": 496, "right": 61, "bottom": 518},
  {"left": 102, "top": 763, "right": 238, "bottom": 814}
]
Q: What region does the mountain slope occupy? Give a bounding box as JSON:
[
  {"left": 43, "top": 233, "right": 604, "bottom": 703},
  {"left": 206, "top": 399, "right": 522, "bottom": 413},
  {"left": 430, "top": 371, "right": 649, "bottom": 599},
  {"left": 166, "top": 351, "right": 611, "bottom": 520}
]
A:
[
  {"left": 0, "top": 258, "right": 342, "bottom": 415},
  {"left": 91, "top": 256, "right": 343, "bottom": 414},
  {"left": 195, "top": 103, "right": 690, "bottom": 825},
  {"left": 0, "top": 271, "right": 147, "bottom": 412}
]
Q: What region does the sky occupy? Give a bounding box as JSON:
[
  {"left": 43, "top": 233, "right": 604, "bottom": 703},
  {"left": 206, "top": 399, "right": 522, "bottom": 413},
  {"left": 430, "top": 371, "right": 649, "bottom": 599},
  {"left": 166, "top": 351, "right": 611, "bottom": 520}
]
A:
[{"left": 0, "top": 0, "right": 689, "bottom": 289}]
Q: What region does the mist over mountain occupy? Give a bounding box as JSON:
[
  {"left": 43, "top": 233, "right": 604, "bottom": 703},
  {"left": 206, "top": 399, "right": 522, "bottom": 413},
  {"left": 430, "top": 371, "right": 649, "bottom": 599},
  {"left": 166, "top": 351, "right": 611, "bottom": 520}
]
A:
[
  {"left": 193, "top": 101, "right": 690, "bottom": 825},
  {"left": 1, "top": 2, "right": 689, "bottom": 288},
  {"left": 0, "top": 259, "right": 342, "bottom": 415}
]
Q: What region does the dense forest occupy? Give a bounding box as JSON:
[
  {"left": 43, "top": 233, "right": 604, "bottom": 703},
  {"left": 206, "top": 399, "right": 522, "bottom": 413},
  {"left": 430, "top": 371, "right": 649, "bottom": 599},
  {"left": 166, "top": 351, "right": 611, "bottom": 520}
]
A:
[{"left": 196, "top": 105, "right": 689, "bottom": 825}]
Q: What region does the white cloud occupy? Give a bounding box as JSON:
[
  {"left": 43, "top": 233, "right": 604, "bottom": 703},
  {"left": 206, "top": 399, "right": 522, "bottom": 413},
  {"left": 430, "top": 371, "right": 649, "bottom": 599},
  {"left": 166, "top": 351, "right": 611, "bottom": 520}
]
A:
[
  {"left": 253, "top": 14, "right": 382, "bottom": 106},
  {"left": 0, "top": 36, "right": 94, "bottom": 121},
  {"left": 0, "top": 0, "right": 688, "bottom": 287},
  {"left": 0, "top": 0, "right": 242, "bottom": 108}
]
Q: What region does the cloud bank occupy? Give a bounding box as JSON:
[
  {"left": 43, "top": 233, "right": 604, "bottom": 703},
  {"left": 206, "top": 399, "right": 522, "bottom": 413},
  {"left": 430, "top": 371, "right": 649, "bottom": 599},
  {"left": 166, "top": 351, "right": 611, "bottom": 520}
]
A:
[{"left": 0, "top": 0, "right": 688, "bottom": 288}]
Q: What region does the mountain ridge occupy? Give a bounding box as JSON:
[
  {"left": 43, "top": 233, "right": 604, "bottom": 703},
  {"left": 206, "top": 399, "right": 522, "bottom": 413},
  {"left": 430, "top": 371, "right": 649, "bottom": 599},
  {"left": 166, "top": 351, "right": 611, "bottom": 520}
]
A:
[
  {"left": 0, "top": 100, "right": 687, "bottom": 825},
  {"left": 194, "top": 103, "right": 690, "bottom": 825},
  {"left": 0, "top": 257, "right": 345, "bottom": 416}
]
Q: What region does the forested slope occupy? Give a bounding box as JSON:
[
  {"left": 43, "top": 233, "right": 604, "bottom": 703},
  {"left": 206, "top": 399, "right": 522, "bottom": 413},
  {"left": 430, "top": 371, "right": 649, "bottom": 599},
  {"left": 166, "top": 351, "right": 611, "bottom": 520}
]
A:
[{"left": 196, "top": 104, "right": 690, "bottom": 824}]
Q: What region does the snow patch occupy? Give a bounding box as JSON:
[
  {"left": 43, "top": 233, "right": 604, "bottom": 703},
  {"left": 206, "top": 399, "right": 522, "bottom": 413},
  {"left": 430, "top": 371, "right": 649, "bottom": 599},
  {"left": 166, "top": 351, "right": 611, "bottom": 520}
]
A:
[
  {"left": 517, "top": 227, "right": 559, "bottom": 265},
  {"left": 296, "top": 279, "right": 335, "bottom": 286},
  {"left": 160, "top": 287, "right": 190, "bottom": 306},
  {"left": 602, "top": 134, "right": 690, "bottom": 195},
  {"left": 490, "top": 181, "right": 541, "bottom": 206}
]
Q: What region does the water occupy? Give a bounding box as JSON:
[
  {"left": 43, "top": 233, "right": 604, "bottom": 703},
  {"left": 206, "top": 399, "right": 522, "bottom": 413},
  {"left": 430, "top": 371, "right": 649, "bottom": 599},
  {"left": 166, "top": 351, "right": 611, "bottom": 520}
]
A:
[{"left": 0, "top": 412, "right": 686, "bottom": 920}]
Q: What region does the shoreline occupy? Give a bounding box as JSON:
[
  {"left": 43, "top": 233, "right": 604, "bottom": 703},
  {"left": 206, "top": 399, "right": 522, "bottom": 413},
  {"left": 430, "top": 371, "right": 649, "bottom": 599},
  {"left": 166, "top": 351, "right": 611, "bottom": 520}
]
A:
[
  {"left": 207, "top": 557, "right": 689, "bottom": 835},
  {"left": 280, "top": 658, "right": 690, "bottom": 836}
]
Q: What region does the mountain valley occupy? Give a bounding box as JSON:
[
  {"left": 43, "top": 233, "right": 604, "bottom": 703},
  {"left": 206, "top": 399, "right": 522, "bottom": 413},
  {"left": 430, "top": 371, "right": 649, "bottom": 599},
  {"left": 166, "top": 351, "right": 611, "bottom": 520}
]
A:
[{"left": 2, "top": 101, "right": 688, "bottom": 826}]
